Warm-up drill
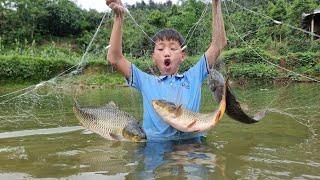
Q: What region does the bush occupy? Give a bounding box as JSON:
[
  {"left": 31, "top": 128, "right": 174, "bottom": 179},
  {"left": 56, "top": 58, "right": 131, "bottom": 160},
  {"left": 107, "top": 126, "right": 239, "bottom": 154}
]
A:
[
  {"left": 76, "top": 73, "right": 126, "bottom": 85},
  {"left": 180, "top": 56, "right": 200, "bottom": 72},
  {"left": 130, "top": 56, "right": 155, "bottom": 74},
  {"left": 285, "top": 52, "right": 320, "bottom": 68},
  {"left": 222, "top": 47, "right": 278, "bottom": 64},
  {"left": 229, "top": 63, "right": 278, "bottom": 81},
  {"left": 0, "top": 55, "right": 73, "bottom": 83}
]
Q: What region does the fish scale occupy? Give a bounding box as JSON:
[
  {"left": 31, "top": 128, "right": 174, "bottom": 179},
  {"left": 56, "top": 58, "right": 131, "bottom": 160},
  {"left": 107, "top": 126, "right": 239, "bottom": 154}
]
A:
[
  {"left": 152, "top": 79, "right": 226, "bottom": 133},
  {"left": 151, "top": 69, "right": 227, "bottom": 133},
  {"left": 73, "top": 101, "right": 146, "bottom": 142},
  {"left": 155, "top": 102, "right": 223, "bottom": 132}
]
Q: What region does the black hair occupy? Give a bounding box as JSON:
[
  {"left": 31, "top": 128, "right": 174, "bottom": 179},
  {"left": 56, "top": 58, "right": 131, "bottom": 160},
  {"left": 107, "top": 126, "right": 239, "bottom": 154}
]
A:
[{"left": 151, "top": 28, "right": 185, "bottom": 47}]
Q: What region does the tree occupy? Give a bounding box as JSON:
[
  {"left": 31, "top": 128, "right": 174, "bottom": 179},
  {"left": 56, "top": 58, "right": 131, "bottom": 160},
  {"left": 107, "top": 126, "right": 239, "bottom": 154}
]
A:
[
  {"left": 44, "top": 0, "right": 85, "bottom": 36},
  {"left": 0, "top": 0, "right": 50, "bottom": 42},
  {"left": 148, "top": 10, "right": 167, "bottom": 28},
  {"left": 289, "top": 0, "right": 317, "bottom": 27},
  {"left": 268, "top": 0, "right": 289, "bottom": 43}
]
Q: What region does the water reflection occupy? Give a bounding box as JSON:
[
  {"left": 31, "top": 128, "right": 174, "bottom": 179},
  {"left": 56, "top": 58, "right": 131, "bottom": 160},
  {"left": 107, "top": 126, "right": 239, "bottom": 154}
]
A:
[
  {"left": 77, "top": 136, "right": 228, "bottom": 179},
  {"left": 126, "top": 138, "right": 226, "bottom": 179},
  {"left": 78, "top": 141, "right": 139, "bottom": 176}
]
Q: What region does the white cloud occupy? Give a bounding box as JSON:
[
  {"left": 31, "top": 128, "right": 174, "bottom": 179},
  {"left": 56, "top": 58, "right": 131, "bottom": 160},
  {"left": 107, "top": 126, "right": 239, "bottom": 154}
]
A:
[
  {"left": 72, "top": 0, "right": 109, "bottom": 12},
  {"left": 72, "top": 0, "right": 179, "bottom": 12}
]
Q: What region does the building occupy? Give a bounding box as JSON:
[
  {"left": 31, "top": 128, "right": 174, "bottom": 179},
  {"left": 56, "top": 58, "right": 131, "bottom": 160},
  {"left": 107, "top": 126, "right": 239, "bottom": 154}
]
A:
[{"left": 302, "top": 9, "right": 320, "bottom": 40}]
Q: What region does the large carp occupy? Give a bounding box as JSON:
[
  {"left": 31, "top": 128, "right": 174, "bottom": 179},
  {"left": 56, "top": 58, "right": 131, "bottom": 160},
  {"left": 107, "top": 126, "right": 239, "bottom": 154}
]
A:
[
  {"left": 73, "top": 101, "right": 146, "bottom": 142},
  {"left": 151, "top": 79, "right": 227, "bottom": 133},
  {"left": 207, "top": 69, "right": 266, "bottom": 123}
]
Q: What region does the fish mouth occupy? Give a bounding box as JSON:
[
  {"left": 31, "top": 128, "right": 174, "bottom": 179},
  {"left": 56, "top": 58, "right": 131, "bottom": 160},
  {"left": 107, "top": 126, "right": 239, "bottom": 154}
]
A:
[
  {"left": 151, "top": 100, "right": 157, "bottom": 107},
  {"left": 152, "top": 100, "right": 167, "bottom": 110},
  {"left": 123, "top": 131, "right": 146, "bottom": 142},
  {"left": 125, "top": 133, "right": 147, "bottom": 142},
  {"left": 122, "top": 123, "right": 146, "bottom": 142},
  {"left": 164, "top": 59, "right": 171, "bottom": 67},
  {"left": 152, "top": 100, "right": 162, "bottom": 110},
  {"left": 131, "top": 136, "right": 147, "bottom": 142}
]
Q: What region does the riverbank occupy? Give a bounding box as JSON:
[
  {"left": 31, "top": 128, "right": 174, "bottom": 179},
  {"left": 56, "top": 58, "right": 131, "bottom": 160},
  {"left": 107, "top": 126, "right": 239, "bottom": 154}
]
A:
[{"left": 0, "top": 47, "right": 319, "bottom": 85}]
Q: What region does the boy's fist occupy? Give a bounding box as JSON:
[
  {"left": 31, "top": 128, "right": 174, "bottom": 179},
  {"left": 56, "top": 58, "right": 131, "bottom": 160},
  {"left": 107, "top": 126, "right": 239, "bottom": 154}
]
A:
[
  {"left": 106, "top": 0, "right": 121, "bottom": 6},
  {"left": 106, "top": 0, "right": 124, "bottom": 16}
]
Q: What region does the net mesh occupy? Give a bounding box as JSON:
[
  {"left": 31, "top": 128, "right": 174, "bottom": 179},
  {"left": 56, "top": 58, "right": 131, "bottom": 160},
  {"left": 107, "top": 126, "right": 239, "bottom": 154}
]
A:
[{"left": 0, "top": 1, "right": 319, "bottom": 143}]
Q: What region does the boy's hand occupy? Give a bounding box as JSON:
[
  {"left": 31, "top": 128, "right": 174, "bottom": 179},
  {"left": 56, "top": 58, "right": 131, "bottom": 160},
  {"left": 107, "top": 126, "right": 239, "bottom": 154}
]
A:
[
  {"left": 213, "top": 0, "right": 221, "bottom": 6},
  {"left": 106, "top": 0, "right": 125, "bottom": 17}
]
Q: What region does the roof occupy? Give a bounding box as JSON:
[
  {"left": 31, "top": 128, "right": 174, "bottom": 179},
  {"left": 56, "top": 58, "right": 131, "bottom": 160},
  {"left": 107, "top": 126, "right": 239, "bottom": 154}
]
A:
[
  {"left": 302, "top": 9, "right": 320, "bottom": 29},
  {"left": 303, "top": 9, "right": 320, "bottom": 18}
]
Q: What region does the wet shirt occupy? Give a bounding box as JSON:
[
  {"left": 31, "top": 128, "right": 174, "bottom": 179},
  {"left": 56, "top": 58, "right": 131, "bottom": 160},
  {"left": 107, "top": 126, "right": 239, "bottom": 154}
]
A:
[{"left": 127, "top": 55, "right": 210, "bottom": 141}]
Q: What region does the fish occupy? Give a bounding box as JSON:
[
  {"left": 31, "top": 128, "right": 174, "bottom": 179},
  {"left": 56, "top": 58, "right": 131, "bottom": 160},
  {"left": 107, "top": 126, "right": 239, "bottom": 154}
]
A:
[
  {"left": 73, "top": 101, "right": 146, "bottom": 142},
  {"left": 207, "top": 69, "right": 266, "bottom": 123},
  {"left": 151, "top": 80, "right": 227, "bottom": 133},
  {"left": 207, "top": 69, "right": 226, "bottom": 103},
  {"left": 224, "top": 85, "right": 266, "bottom": 123}
]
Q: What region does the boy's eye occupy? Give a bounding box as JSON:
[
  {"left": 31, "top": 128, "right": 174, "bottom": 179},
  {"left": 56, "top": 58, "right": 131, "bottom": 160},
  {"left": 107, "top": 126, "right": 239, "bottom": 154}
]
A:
[
  {"left": 171, "top": 48, "right": 178, "bottom": 51},
  {"left": 157, "top": 48, "right": 164, "bottom": 51}
]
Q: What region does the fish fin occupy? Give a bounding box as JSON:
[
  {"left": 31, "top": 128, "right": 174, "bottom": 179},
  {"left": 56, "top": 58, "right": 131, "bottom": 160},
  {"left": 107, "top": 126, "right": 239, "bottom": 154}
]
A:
[
  {"left": 187, "top": 119, "right": 197, "bottom": 128},
  {"left": 253, "top": 111, "right": 266, "bottom": 121},
  {"left": 103, "top": 101, "right": 118, "bottom": 109},
  {"left": 175, "top": 104, "right": 183, "bottom": 117},
  {"left": 192, "top": 129, "right": 201, "bottom": 133},
  {"left": 109, "top": 133, "right": 121, "bottom": 141},
  {"left": 214, "top": 110, "right": 222, "bottom": 123},
  {"left": 108, "top": 101, "right": 117, "bottom": 106}
]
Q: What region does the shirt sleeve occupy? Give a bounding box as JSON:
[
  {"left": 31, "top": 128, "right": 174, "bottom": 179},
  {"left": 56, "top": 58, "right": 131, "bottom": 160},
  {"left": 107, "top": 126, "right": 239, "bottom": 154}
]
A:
[
  {"left": 126, "top": 64, "right": 150, "bottom": 91},
  {"left": 184, "top": 54, "right": 210, "bottom": 83}
]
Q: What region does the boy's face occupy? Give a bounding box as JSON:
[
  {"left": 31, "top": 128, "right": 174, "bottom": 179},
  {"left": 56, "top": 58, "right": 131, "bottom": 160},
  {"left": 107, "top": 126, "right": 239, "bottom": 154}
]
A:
[{"left": 152, "top": 39, "right": 186, "bottom": 75}]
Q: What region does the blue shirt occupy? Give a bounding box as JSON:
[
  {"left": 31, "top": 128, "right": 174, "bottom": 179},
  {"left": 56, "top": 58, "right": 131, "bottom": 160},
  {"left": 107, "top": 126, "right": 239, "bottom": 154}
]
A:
[{"left": 127, "top": 55, "right": 210, "bottom": 141}]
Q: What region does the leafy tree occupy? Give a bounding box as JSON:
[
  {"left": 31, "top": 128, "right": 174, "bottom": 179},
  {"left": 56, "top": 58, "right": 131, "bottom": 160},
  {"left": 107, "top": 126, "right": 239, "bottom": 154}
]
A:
[
  {"left": 289, "top": 0, "right": 317, "bottom": 27},
  {"left": 268, "top": 0, "right": 290, "bottom": 43},
  {"left": 44, "top": 0, "right": 85, "bottom": 36},
  {"left": 0, "top": 0, "right": 50, "bottom": 43},
  {"left": 148, "top": 10, "right": 167, "bottom": 28}
]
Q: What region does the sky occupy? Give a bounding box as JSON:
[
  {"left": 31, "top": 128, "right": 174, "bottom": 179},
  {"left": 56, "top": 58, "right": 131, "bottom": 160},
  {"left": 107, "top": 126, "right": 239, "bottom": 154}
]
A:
[{"left": 73, "top": 0, "right": 179, "bottom": 12}]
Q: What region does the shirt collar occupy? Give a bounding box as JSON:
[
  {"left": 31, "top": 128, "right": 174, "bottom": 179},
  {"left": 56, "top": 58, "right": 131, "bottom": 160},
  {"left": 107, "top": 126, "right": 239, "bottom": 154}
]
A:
[{"left": 158, "top": 74, "right": 184, "bottom": 81}]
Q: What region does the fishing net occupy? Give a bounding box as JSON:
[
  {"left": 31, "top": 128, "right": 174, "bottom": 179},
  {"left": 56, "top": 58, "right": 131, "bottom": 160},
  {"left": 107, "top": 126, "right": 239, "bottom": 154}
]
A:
[{"left": 0, "top": 0, "right": 319, "bottom": 144}]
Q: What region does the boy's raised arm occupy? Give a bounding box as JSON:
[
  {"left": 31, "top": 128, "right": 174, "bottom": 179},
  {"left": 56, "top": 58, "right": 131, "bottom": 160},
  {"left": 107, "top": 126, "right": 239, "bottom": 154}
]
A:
[
  {"left": 106, "top": 0, "right": 131, "bottom": 78},
  {"left": 206, "top": 0, "right": 227, "bottom": 66}
]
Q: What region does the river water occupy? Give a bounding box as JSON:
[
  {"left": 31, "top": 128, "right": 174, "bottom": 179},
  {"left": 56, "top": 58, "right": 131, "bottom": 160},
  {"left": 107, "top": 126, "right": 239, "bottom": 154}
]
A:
[{"left": 0, "top": 82, "right": 319, "bottom": 179}]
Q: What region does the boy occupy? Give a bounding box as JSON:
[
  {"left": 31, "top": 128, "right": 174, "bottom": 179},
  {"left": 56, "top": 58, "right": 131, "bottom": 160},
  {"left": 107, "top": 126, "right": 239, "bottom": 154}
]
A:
[{"left": 106, "top": 0, "right": 227, "bottom": 141}]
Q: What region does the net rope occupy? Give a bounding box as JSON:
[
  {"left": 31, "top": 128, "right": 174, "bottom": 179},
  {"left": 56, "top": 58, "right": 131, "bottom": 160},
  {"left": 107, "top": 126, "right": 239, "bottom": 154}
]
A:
[
  {"left": 0, "top": 1, "right": 319, "bottom": 139},
  {"left": 222, "top": 0, "right": 319, "bottom": 136}
]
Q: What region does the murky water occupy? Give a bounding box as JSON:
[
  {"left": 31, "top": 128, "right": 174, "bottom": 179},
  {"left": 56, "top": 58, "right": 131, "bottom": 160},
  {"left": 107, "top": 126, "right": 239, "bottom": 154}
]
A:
[{"left": 0, "top": 83, "right": 319, "bottom": 179}]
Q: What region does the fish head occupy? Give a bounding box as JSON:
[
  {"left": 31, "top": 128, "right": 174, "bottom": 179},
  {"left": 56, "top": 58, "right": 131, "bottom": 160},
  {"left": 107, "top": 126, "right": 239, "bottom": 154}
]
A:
[
  {"left": 207, "top": 69, "right": 225, "bottom": 102},
  {"left": 122, "top": 120, "right": 146, "bottom": 142},
  {"left": 152, "top": 100, "right": 181, "bottom": 118}
]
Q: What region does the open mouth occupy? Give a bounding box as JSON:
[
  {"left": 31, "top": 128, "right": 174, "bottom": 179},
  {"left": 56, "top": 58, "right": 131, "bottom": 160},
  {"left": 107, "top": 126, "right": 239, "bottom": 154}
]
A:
[{"left": 164, "top": 59, "right": 171, "bottom": 67}]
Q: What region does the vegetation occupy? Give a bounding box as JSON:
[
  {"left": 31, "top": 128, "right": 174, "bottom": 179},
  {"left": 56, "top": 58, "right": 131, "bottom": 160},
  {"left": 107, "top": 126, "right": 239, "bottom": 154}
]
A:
[{"left": 0, "top": 0, "right": 319, "bottom": 84}]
